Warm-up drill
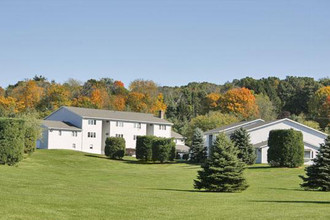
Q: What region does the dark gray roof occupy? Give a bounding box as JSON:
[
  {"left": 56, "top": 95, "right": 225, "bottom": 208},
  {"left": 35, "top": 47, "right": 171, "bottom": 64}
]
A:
[
  {"left": 42, "top": 120, "right": 81, "bottom": 131},
  {"left": 176, "top": 145, "right": 190, "bottom": 153},
  {"left": 204, "top": 119, "right": 265, "bottom": 134},
  {"left": 171, "top": 131, "right": 184, "bottom": 139},
  {"left": 63, "top": 106, "right": 172, "bottom": 125}
]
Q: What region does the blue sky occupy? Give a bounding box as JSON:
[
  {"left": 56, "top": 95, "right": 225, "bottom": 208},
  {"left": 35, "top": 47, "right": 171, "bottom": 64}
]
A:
[{"left": 0, "top": 0, "right": 329, "bottom": 88}]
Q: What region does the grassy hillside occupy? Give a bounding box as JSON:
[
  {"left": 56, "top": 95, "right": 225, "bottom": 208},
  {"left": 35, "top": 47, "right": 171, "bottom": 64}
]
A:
[{"left": 0, "top": 150, "right": 329, "bottom": 220}]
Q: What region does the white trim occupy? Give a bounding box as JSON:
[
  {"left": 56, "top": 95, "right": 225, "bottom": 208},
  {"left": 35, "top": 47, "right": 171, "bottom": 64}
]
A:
[{"left": 247, "top": 118, "right": 328, "bottom": 136}]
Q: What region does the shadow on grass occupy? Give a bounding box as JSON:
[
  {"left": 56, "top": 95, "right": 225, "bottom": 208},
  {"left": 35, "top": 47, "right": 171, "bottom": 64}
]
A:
[
  {"left": 247, "top": 166, "right": 272, "bottom": 170},
  {"left": 268, "top": 187, "right": 303, "bottom": 192},
  {"left": 251, "top": 200, "right": 330, "bottom": 204},
  {"left": 148, "top": 188, "right": 215, "bottom": 193}
]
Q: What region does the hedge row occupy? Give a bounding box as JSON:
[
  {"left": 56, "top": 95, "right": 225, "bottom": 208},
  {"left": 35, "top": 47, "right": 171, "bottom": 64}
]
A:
[
  {"left": 0, "top": 118, "right": 40, "bottom": 166},
  {"left": 136, "top": 136, "right": 176, "bottom": 163}
]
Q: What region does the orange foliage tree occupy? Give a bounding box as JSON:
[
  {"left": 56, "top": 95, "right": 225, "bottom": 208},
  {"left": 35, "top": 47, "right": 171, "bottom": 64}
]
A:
[
  {"left": 40, "top": 84, "right": 71, "bottom": 111},
  {"left": 90, "top": 87, "right": 110, "bottom": 109},
  {"left": 220, "top": 87, "right": 259, "bottom": 119},
  {"left": 112, "top": 95, "right": 126, "bottom": 111},
  {"left": 151, "top": 93, "right": 167, "bottom": 113},
  {"left": 11, "top": 80, "right": 44, "bottom": 109},
  {"left": 72, "top": 96, "right": 97, "bottom": 108}
]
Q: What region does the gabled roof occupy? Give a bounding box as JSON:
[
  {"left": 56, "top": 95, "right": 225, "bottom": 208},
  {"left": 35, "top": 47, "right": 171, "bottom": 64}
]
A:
[
  {"left": 171, "top": 131, "right": 184, "bottom": 139},
  {"left": 176, "top": 145, "right": 190, "bottom": 153},
  {"left": 204, "top": 119, "right": 265, "bottom": 135},
  {"left": 51, "top": 106, "right": 173, "bottom": 125},
  {"left": 42, "top": 120, "right": 81, "bottom": 131}
]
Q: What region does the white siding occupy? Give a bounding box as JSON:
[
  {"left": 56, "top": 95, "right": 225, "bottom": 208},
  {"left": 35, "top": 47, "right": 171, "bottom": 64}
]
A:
[
  {"left": 109, "top": 121, "right": 147, "bottom": 149},
  {"left": 47, "top": 129, "right": 82, "bottom": 150},
  {"left": 82, "top": 119, "right": 103, "bottom": 154},
  {"left": 152, "top": 124, "right": 171, "bottom": 138}
]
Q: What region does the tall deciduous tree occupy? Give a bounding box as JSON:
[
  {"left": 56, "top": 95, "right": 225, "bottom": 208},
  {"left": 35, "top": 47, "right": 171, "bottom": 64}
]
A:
[
  {"left": 309, "top": 86, "right": 330, "bottom": 130},
  {"left": 300, "top": 136, "right": 330, "bottom": 191},
  {"left": 220, "top": 87, "right": 259, "bottom": 119},
  {"left": 190, "top": 128, "right": 206, "bottom": 163},
  {"left": 194, "top": 133, "right": 248, "bottom": 192},
  {"left": 230, "top": 128, "right": 256, "bottom": 165}
]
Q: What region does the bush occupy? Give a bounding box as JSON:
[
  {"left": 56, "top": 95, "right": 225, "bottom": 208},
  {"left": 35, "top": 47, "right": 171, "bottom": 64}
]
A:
[
  {"left": 105, "top": 137, "right": 126, "bottom": 159},
  {"left": 267, "top": 129, "right": 304, "bottom": 168},
  {"left": 152, "top": 137, "right": 175, "bottom": 163},
  {"left": 136, "top": 136, "right": 155, "bottom": 161},
  {"left": 0, "top": 118, "right": 25, "bottom": 165}
]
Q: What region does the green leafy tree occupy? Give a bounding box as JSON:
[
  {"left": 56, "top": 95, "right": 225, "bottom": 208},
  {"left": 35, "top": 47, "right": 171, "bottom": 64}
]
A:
[
  {"left": 299, "top": 136, "right": 330, "bottom": 191},
  {"left": 190, "top": 128, "right": 206, "bottom": 163},
  {"left": 194, "top": 133, "right": 248, "bottom": 192},
  {"left": 230, "top": 128, "right": 256, "bottom": 165}
]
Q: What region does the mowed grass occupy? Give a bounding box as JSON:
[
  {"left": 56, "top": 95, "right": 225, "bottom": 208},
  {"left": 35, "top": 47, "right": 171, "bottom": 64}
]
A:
[{"left": 0, "top": 150, "right": 329, "bottom": 220}]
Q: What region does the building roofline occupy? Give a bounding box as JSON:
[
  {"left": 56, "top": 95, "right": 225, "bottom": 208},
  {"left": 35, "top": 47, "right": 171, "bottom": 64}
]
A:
[
  {"left": 247, "top": 118, "right": 328, "bottom": 137},
  {"left": 204, "top": 119, "right": 265, "bottom": 135}
]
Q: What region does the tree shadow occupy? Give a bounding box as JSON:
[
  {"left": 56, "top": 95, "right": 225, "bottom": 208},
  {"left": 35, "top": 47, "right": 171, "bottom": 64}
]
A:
[
  {"left": 148, "top": 188, "right": 206, "bottom": 193},
  {"left": 85, "top": 154, "right": 109, "bottom": 160},
  {"left": 247, "top": 166, "right": 272, "bottom": 169},
  {"left": 267, "top": 187, "right": 303, "bottom": 192},
  {"left": 251, "top": 200, "right": 330, "bottom": 204}
]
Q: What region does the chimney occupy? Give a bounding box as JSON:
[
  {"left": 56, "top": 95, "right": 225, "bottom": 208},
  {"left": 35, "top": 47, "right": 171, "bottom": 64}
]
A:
[{"left": 158, "top": 110, "right": 165, "bottom": 119}]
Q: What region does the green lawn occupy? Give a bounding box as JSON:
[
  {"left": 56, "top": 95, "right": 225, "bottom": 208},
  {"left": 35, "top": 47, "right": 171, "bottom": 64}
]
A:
[{"left": 0, "top": 150, "right": 329, "bottom": 220}]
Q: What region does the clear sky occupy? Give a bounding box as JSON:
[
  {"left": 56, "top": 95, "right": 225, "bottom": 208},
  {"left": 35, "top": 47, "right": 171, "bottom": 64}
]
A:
[{"left": 0, "top": 0, "right": 329, "bottom": 88}]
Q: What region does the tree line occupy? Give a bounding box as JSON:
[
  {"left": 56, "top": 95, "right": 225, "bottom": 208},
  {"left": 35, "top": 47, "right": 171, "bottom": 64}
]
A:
[{"left": 0, "top": 75, "right": 329, "bottom": 142}]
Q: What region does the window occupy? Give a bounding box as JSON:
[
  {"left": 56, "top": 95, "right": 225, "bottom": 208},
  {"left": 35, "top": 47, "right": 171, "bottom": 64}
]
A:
[
  {"left": 116, "top": 121, "right": 124, "bottom": 127},
  {"left": 134, "top": 123, "right": 141, "bottom": 129},
  {"left": 116, "top": 134, "right": 124, "bottom": 138},
  {"left": 88, "top": 132, "right": 96, "bottom": 138},
  {"left": 304, "top": 151, "right": 311, "bottom": 159},
  {"left": 72, "top": 143, "right": 76, "bottom": 149},
  {"left": 88, "top": 120, "right": 96, "bottom": 125},
  {"left": 72, "top": 131, "right": 78, "bottom": 137},
  {"left": 159, "top": 125, "right": 166, "bottom": 130},
  {"left": 89, "top": 144, "right": 93, "bottom": 149},
  {"left": 133, "top": 135, "right": 137, "bottom": 140},
  {"left": 59, "top": 131, "right": 62, "bottom": 136}
]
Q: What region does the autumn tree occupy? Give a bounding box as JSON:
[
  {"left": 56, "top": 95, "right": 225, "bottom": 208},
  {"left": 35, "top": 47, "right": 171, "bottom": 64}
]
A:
[
  {"left": 309, "top": 86, "right": 330, "bottom": 130},
  {"left": 255, "top": 94, "right": 277, "bottom": 121},
  {"left": 72, "top": 96, "right": 97, "bottom": 108},
  {"left": 151, "top": 93, "right": 167, "bottom": 113},
  {"left": 90, "top": 87, "right": 111, "bottom": 109},
  {"left": 127, "top": 92, "right": 148, "bottom": 112},
  {"left": 111, "top": 95, "right": 127, "bottom": 111},
  {"left": 38, "top": 84, "right": 71, "bottom": 113},
  {"left": 0, "top": 96, "right": 25, "bottom": 116},
  {"left": 0, "top": 87, "right": 5, "bottom": 97},
  {"left": 204, "top": 93, "right": 221, "bottom": 112},
  {"left": 10, "top": 80, "right": 44, "bottom": 110},
  {"left": 220, "top": 87, "right": 259, "bottom": 119}
]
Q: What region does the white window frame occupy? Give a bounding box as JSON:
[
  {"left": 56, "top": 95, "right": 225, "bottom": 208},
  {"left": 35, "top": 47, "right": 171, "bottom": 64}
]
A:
[
  {"left": 88, "top": 119, "right": 96, "bottom": 125},
  {"left": 59, "top": 130, "right": 62, "bottom": 136},
  {"left": 134, "top": 123, "right": 141, "bottom": 129},
  {"left": 116, "top": 134, "right": 124, "bottom": 138},
  {"left": 159, "top": 125, "right": 166, "bottom": 130}
]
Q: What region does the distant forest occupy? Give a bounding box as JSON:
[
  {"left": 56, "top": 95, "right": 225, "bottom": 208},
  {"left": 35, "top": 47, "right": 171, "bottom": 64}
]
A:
[{"left": 1, "top": 76, "right": 329, "bottom": 144}]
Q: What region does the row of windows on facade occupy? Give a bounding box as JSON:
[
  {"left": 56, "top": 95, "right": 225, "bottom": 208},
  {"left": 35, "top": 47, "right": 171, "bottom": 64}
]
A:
[
  {"left": 72, "top": 143, "right": 95, "bottom": 150},
  {"left": 56, "top": 131, "right": 78, "bottom": 137},
  {"left": 88, "top": 119, "right": 166, "bottom": 131}
]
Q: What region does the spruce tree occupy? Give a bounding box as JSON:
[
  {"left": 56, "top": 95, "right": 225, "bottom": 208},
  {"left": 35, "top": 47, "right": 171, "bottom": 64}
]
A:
[
  {"left": 194, "top": 133, "right": 248, "bottom": 192},
  {"left": 190, "top": 128, "right": 206, "bottom": 163},
  {"left": 299, "top": 136, "right": 330, "bottom": 191},
  {"left": 230, "top": 128, "right": 256, "bottom": 165}
]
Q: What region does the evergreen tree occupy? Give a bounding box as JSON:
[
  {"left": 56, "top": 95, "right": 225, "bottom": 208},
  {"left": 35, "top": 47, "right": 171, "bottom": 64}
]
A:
[
  {"left": 190, "top": 128, "right": 206, "bottom": 163},
  {"left": 194, "top": 133, "right": 248, "bottom": 192},
  {"left": 230, "top": 128, "right": 256, "bottom": 165},
  {"left": 299, "top": 136, "right": 330, "bottom": 191}
]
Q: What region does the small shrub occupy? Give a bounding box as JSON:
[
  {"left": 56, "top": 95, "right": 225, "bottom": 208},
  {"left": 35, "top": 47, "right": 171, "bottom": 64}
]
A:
[
  {"left": 105, "top": 137, "right": 125, "bottom": 159},
  {"left": 151, "top": 137, "right": 175, "bottom": 163},
  {"left": 267, "top": 129, "right": 304, "bottom": 168},
  {"left": 0, "top": 118, "right": 25, "bottom": 165},
  {"left": 136, "top": 136, "right": 155, "bottom": 161}
]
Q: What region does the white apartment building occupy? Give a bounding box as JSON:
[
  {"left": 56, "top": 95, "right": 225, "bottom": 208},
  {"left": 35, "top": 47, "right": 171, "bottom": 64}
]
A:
[{"left": 37, "top": 106, "right": 185, "bottom": 155}]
